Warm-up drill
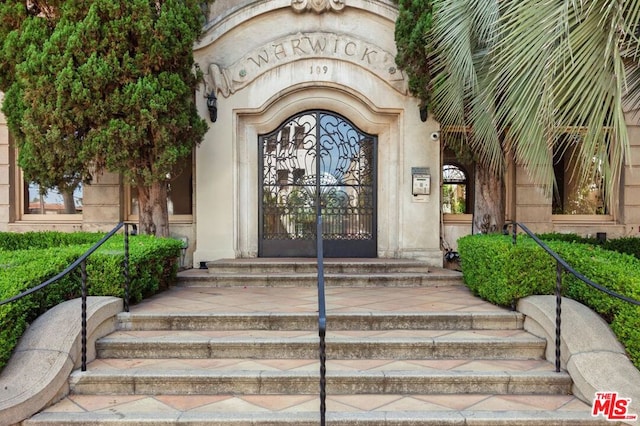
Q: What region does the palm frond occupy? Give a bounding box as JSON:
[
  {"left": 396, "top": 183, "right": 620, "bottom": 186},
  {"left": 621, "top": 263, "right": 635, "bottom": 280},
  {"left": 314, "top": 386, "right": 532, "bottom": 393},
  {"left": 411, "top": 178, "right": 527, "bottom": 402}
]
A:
[
  {"left": 431, "top": 0, "right": 502, "bottom": 174},
  {"left": 491, "top": 0, "right": 636, "bottom": 202}
]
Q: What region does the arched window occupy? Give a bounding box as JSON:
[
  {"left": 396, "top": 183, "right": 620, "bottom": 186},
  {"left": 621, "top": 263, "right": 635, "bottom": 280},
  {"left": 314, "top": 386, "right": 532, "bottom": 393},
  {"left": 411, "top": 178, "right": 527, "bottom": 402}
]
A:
[{"left": 442, "top": 163, "right": 468, "bottom": 214}]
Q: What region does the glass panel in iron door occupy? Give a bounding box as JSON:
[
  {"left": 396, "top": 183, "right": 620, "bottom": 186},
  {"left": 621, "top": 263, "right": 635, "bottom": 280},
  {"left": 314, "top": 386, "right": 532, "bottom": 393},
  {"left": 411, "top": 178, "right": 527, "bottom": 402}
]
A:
[{"left": 259, "top": 111, "right": 377, "bottom": 257}]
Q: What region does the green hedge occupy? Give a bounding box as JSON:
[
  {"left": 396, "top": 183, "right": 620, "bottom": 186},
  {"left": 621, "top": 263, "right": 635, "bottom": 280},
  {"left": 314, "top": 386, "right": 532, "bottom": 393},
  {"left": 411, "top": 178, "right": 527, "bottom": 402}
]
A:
[
  {"left": 0, "top": 231, "right": 104, "bottom": 251},
  {"left": 458, "top": 234, "right": 640, "bottom": 369},
  {"left": 539, "top": 232, "right": 640, "bottom": 260},
  {"left": 602, "top": 237, "right": 640, "bottom": 260},
  {"left": 0, "top": 233, "right": 182, "bottom": 371}
]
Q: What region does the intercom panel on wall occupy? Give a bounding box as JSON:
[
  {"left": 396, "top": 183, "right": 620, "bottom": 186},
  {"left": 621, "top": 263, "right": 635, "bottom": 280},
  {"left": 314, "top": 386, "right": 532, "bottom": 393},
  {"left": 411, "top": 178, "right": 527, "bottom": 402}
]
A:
[{"left": 411, "top": 167, "right": 431, "bottom": 202}]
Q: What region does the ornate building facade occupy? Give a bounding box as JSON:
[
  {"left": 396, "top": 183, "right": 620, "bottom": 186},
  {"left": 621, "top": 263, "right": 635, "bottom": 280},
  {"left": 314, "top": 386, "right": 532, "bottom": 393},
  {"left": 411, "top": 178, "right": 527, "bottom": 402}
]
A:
[{"left": 1, "top": 0, "right": 639, "bottom": 268}]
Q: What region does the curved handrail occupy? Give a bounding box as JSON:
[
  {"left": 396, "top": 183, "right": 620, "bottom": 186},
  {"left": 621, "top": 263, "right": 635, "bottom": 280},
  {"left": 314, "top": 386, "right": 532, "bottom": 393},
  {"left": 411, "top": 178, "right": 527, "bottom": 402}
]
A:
[
  {"left": 0, "top": 222, "right": 135, "bottom": 371},
  {"left": 503, "top": 221, "right": 640, "bottom": 372}
]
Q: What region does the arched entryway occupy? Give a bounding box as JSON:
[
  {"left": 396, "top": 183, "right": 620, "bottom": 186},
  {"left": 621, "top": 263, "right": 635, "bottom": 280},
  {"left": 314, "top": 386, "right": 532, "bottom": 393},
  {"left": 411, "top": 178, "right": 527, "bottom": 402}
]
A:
[{"left": 258, "top": 110, "right": 377, "bottom": 257}]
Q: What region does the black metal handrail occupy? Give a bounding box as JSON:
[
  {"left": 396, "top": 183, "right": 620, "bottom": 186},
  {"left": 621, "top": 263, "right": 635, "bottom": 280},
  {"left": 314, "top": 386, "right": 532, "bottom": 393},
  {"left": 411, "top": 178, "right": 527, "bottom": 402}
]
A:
[
  {"left": 316, "top": 215, "right": 327, "bottom": 426},
  {"left": 0, "top": 222, "right": 135, "bottom": 371},
  {"left": 503, "top": 221, "right": 640, "bottom": 372}
]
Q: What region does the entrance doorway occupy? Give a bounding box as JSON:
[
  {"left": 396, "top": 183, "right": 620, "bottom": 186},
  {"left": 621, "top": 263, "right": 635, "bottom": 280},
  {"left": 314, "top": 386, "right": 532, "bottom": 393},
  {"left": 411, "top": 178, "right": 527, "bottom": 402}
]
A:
[{"left": 258, "top": 110, "right": 377, "bottom": 257}]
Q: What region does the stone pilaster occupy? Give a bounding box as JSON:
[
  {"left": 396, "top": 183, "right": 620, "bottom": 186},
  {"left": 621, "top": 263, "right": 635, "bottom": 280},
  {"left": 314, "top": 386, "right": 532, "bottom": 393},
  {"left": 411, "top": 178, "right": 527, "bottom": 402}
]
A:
[
  {"left": 0, "top": 93, "right": 12, "bottom": 231},
  {"left": 81, "top": 172, "right": 122, "bottom": 232}
]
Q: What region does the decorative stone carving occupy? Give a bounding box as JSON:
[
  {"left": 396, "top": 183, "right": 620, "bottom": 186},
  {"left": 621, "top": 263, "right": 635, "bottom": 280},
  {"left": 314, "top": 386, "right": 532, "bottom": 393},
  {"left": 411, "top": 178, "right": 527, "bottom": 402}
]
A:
[
  {"left": 291, "top": 0, "right": 345, "bottom": 14},
  {"left": 204, "top": 32, "right": 407, "bottom": 99},
  {"left": 205, "top": 63, "right": 234, "bottom": 98}
]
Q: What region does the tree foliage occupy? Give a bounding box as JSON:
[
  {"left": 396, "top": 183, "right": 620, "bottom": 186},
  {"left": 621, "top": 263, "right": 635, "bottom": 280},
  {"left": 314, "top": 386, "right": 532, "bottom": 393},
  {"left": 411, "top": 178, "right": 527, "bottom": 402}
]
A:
[
  {"left": 0, "top": 0, "right": 209, "bottom": 235},
  {"left": 394, "top": 0, "right": 433, "bottom": 106},
  {"left": 395, "top": 0, "right": 640, "bottom": 216}
]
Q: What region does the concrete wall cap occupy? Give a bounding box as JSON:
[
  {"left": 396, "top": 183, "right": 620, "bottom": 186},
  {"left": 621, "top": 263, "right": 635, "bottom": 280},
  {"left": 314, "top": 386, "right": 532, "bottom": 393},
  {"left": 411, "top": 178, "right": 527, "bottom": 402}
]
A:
[
  {"left": 518, "top": 295, "right": 640, "bottom": 425},
  {"left": 0, "top": 296, "right": 122, "bottom": 425},
  {"left": 518, "top": 296, "right": 626, "bottom": 355}
]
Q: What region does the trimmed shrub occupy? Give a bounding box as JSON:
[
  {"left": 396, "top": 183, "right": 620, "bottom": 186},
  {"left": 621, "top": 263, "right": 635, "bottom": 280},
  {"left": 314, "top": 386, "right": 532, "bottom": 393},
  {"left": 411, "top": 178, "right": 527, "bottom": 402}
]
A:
[
  {"left": 458, "top": 233, "right": 640, "bottom": 369},
  {"left": 457, "top": 235, "right": 556, "bottom": 308},
  {"left": 456, "top": 234, "right": 511, "bottom": 305},
  {"left": 0, "top": 234, "right": 182, "bottom": 371},
  {"left": 536, "top": 232, "right": 598, "bottom": 245},
  {"left": 538, "top": 233, "right": 640, "bottom": 260},
  {"left": 603, "top": 237, "right": 640, "bottom": 260},
  {"left": 0, "top": 231, "right": 103, "bottom": 251}
]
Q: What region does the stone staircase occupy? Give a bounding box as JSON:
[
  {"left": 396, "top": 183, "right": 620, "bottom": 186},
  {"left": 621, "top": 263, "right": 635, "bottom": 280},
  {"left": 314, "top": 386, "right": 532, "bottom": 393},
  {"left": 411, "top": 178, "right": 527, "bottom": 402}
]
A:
[{"left": 23, "top": 259, "right": 613, "bottom": 425}]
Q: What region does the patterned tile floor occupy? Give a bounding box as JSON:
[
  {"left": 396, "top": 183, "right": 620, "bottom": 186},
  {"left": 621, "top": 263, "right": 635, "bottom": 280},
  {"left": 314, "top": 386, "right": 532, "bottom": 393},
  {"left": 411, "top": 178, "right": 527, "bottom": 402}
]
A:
[
  {"left": 128, "top": 280, "right": 500, "bottom": 315},
  {"left": 44, "top": 393, "right": 590, "bottom": 414}
]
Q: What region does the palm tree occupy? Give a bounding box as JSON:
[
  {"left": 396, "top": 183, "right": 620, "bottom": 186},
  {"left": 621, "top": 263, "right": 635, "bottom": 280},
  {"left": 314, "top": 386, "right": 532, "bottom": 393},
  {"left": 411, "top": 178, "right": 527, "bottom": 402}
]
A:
[{"left": 397, "top": 0, "right": 640, "bottom": 232}]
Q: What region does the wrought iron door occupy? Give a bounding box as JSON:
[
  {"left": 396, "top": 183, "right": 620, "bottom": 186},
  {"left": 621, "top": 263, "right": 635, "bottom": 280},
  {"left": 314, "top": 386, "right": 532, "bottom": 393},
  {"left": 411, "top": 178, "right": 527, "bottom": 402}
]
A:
[{"left": 259, "top": 110, "right": 377, "bottom": 257}]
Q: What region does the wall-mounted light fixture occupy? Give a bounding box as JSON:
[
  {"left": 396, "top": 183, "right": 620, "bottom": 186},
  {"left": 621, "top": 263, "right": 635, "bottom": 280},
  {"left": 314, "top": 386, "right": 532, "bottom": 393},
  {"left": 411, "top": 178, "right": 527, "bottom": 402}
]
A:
[
  {"left": 419, "top": 103, "right": 428, "bottom": 122},
  {"left": 207, "top": 91, "right": 218, "bottom": 122}
]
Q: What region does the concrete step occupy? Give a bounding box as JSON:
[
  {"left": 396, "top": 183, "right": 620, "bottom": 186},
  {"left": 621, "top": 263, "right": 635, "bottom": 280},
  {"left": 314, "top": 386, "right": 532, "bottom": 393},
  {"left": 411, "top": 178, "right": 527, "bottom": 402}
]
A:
[
  {"left": 69, "top": 368, "right": 571, "bottom": 396},
  {"left": 176, "top": 271, "right": 462, "bottom": 288},
  {"left": 178, "top": 259, "right": 463, "bottom": 288},
  {"left": 25, "top": 398, "right": 614, "bottom": 426},
  {"left": 96, "top": 330, "right": 546, "bottom": 360},
  {"left": 205, "top": 258, "right": 433, "bottom": 274},
  {"left": 116, "top": 311, "right": 525, "bottom": 331}
]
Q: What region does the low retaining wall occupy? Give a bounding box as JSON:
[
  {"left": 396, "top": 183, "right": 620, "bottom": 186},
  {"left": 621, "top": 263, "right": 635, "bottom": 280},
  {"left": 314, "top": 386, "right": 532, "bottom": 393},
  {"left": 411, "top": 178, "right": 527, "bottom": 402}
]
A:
[
  {"left": 0, "top": 297, "right": 122, "bottom": 425},
  {"left": 518, "top": 295, "right": 639, "bottom": 425}
]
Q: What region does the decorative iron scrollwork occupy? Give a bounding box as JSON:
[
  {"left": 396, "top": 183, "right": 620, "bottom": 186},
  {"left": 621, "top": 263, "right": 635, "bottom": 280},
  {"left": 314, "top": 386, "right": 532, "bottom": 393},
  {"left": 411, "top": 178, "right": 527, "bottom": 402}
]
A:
[{"left": 259, "top": 111, "right": 376, "bottom": 253}]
